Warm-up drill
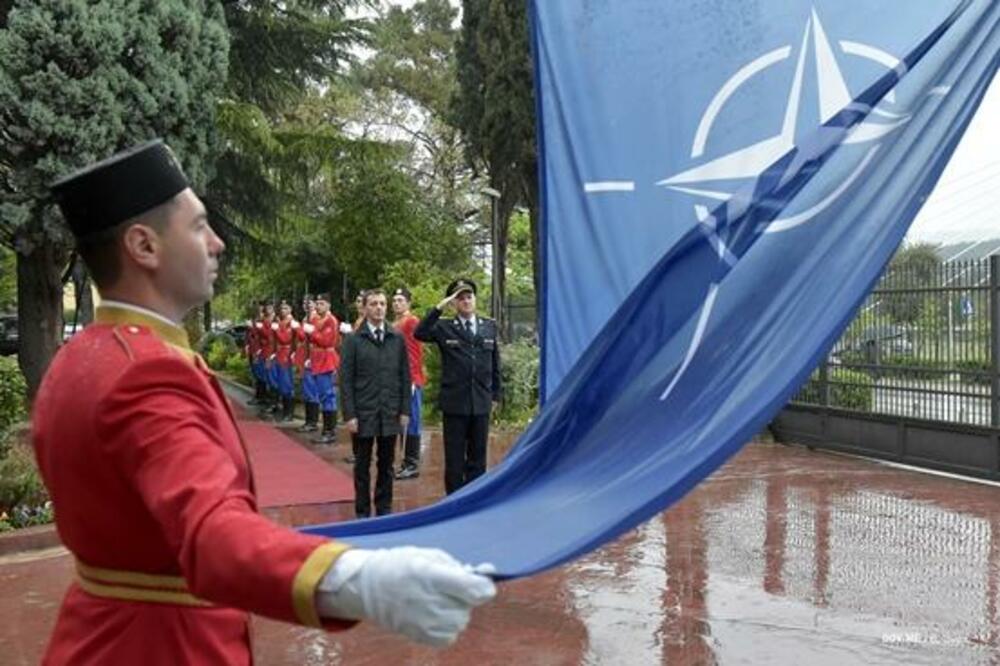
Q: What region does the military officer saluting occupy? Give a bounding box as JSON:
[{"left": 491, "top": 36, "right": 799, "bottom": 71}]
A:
[{"left": 415, "top": 278, "right": 502, "bottom": 494}]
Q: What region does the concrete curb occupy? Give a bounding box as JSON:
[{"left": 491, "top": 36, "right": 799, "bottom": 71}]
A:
[{"left": 0, "top": 523, "right": 60, "bottom": 557}]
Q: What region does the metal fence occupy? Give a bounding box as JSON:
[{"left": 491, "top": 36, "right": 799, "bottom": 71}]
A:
[{"left": 793, "top": 254, "right": 1000, "bottom": 427}]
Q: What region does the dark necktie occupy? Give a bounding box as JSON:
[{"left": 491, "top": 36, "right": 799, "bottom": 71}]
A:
[
  {"left": 465, "top": 320, "right": 473, "bottom": 337},
  {"left": 375, "top": 328, "right": 382, "bottom": 343}
]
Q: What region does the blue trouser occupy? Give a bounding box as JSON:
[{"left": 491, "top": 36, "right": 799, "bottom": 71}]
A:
[
  {"left": 314, "top": 371, "right": 337, "bottom": 412},
  {"left": 252, "top": 359, "right": 267, "bottom": 384},
  {"left": 407, "top": 386, "right": 423, "bottom": 436},
  {"left": 301, "top": 368, "right": 318, "bottom": 404},
  {"left": 275, "top": 364, "right": 294, "bottom": 398},
  {"left": 266, "top": 360, "right": 278, "bottom": 390}
]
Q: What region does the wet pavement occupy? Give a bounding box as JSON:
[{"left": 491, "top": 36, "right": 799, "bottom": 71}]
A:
[{"left": 3, "top": 401, "right": 1000, "bottom": 664}]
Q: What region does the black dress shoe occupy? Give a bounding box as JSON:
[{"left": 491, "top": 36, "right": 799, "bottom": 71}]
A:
[{"left": 394, "top": 466, "right": 419, "bottom": 480}]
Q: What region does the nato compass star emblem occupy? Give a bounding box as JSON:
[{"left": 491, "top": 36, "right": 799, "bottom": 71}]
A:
[{"left": 582, "top": 9, "right": 951, "bottom": 401}]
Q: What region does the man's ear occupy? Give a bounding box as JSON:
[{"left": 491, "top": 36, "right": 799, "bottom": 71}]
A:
[{"left": 121, "top": 223, "right": 162, "bottom": 270}]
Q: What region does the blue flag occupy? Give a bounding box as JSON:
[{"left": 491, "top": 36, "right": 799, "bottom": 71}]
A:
[{"left": 304, "top": 0, "right": 1000, "bottom": 579}]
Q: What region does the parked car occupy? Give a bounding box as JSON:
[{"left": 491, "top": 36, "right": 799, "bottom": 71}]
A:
[
  {"left": 0, "top": 314, "right": 16, "bottom": 356},
  {"left": 218, "top": 323, "right": 249, "bottom": 349}
]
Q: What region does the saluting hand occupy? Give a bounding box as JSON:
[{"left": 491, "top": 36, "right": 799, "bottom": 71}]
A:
[{"left": 436, "top": 292, "right": 460, "bottom": 311}]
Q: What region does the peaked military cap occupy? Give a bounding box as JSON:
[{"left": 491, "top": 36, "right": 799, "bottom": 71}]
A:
[
  {"left": 393, "top": 287, "right": 412, "bottom": 301},
  {"left": 315, "top": 292, "right": 331, "bottom": 302},
  {"left": 445, "top": 278, "right": 477, "bottom": 297},
  {"left": 51, "top": 139, "right": 189, "bottom": 238}
]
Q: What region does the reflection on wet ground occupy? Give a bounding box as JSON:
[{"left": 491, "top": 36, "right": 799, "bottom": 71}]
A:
[{"left": 3, "top": 410, "right": 1000, "bottom": 664}]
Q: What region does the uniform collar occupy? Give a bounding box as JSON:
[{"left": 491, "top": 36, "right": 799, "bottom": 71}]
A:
[{"left": 96, "top": 301, "right": 191, "bottom": 350}]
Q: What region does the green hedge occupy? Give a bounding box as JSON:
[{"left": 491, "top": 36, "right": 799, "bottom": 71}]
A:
[
  {"left": 802, "top": 368, "right": 873, "bottom": 411},
  {"left": 496, "top": 340, "right": 540, "bottom": 426}
]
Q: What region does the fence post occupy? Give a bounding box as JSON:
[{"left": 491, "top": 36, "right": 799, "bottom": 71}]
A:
[
  {"left": 819, "top": 356, "right": 830, "bottom": 408},
  {"left": 990, "top": 255, "right": 999, "bottom": 428}
]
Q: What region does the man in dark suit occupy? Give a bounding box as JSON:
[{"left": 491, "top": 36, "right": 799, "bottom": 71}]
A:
[
  {"left": 340, "top": 289, "right": 411, "bottom": 517},
  {"left": 415, "top": 278, "right": 502, "bottom": 494}
]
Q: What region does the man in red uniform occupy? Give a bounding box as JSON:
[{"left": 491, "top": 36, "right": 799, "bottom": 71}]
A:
[
  {"left": 259, "top": 300, "right": 278, "bottom": 416},
  {"left": 392, "top": 287, "right": 427, "bottom": 480},
  {"left": 272, "top": 299, "right": 298, "bottom": 422},
  {"left": 305, "top": 293, "right": 342, "bottom": 444},
  {"left": 245, "top": 300, "right": 262, "bottom": 405},
  {"left": 35, "top": 139, "right": 495, "bottom": 664},
  {"left": 295, "top": 295, "right": 320, "bottom": 432}
]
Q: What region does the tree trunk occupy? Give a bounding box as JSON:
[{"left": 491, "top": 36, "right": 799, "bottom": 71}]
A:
[
  {"left": 203, "top": 301, "right": 212, "bottom": 332},
  {"left": 71, "top": 258, "right": 94, "bottom": 328},
  {"left": 491, "top": 186, "right": 516, "bottom": 343},
  {"left": 17, "top": 242, "right": 67, "bottom": 398}
]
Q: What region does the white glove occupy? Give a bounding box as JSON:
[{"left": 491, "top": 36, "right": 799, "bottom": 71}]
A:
[
  {"left": 305, "top": 359, "right": 311, "bottom": 369},
  {"left": 271, "top": 322, "right": 279, "bottom": 331},
  {"left": 291, "top": 320, "right": 300, "bottom": 330},
  {"left": 255, "top": 322, "right": 264, "bottom": 330},
  {"left": 303, "top": 323, "right": 315, "bottom": 334},
  {"left": 339, "top": 322, "right": 353, "bottom": 334},
  {"left": 316, "top": 547, "right": 496, "bottom": 647}
]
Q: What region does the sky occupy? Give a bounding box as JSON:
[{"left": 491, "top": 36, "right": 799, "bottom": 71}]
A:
[{"left": 906, "top": 76, "right": 1000, "bottom": 245}]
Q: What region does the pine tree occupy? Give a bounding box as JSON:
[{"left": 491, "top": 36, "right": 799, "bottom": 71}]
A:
[{"left": 0, "top": 0, "right": 229, "bottom": 394}]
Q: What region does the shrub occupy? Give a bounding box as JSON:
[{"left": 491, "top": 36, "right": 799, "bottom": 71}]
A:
[
  {"left": 0, "top": 437, "right": 49, "bottom": 516},
  {"left": 204, "top": 336, "right": 238, "bottom": 371},
  {"left": 223, "top": 353, "right": 254, "bottom": 387},
  {"left": 803, "top": 368, "right": 873, "bottom": 411},
  {"left": 496, "top": 340, "right": 540, "bottom": 426},
  {"left": 0, "top": 355, "right": 27, "bottom": 436}
]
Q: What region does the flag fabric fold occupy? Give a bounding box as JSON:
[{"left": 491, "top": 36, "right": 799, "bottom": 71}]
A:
[{"left": 303, "top": 0, "right": 1000, "bottom": 579}]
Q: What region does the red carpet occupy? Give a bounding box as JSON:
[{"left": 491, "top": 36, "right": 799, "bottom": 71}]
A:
[{"left": 239, "top": 420, "right": 353, "bottom": 508}]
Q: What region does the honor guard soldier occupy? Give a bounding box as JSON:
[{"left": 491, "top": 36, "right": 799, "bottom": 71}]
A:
[
  {"left": 246, "top": 300, "right": 266, "bottom": 404},
  {"left": 296, "top": 295, "right": 321, "bottom": 432},
  {"left": 35, "top": 139, "right": 495, "bottom": 664},
  {"left": 272, "top": 299, "right": 298, "bottom": 422},
  {"left": 260, "top": 300, "right": 279, "bottom": 414},
  {"left": 307, "top": 293, "right": 343, "bottom": 444},
  {"left": 415, "top": 278, "right": 502, "bottom": 494},
  {"left": 392, "top": 287, "right": 426, "bottom": 480}
]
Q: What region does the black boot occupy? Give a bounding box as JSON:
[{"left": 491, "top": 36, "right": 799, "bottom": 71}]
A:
[
  {"left": 314, "top": 410, "right": 337, "bottom": 444},
  {"left": 248, "top": 381, "right": 262, "bottom": 406},
  {"left": 257, "top": 389, "right": 274, "bottom": 416},
  {"left": 297, "top": 403, "right": 318, "bottom": 432},
  {"left": 281, "top": 396, "right": 295, "bottom": 422}
]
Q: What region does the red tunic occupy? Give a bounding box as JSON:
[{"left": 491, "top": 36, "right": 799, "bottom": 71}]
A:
[
  {"left": 274, "top": 317, "right": 296, "bottom": 367},
  {"left": 259, "top": 316, "right": 275, "bottom": 360},
  {"left": 394, "top": 314, "right": 426, "bottom": 387},
  {"left": 309, "top": 313, "right": 341, "bottom": 375},
  {"left": 32, "top": 305, "right": 353, "bottom": 665},
  {"left": 294, "top": 313, "right": 316, "bottom": 371},
  {"left": 244, "top": 321, "right": 257, "bottom": 362}
]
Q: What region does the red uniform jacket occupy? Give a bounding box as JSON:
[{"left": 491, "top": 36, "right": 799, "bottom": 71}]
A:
[
  {"left": 252, "top": 320, "right": 267, "bottom": 360},
  {"left": 246, "top": 319, "right": 261, "bottom": 362},
  {"left": 394, "top": 314, "right": 426, "bottom": 387},
  {"left": 309, "top": 313, "right": 341, "bottom": 375},
  {"left": 32, "top": 305, "right": 352, "bottom": 665},
  {"left": 261, "top": 316, "right": 277, "bottom": 360},
  {"left": 274, "top": 317, "right": 296, "bottom": 367},
  {"left": 294, "top": 312, "right": 316, "bottom": 371}
]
